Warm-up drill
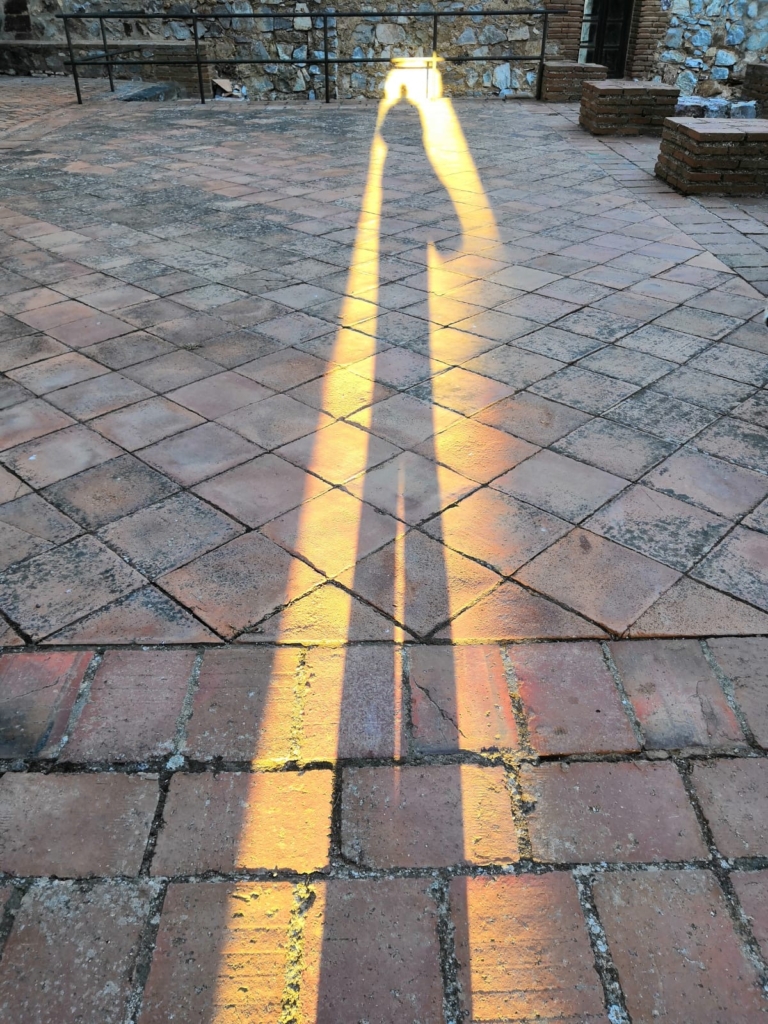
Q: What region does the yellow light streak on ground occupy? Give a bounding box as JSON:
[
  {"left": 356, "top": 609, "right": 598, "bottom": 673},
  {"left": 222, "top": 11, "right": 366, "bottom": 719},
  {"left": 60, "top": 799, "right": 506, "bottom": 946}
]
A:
[{"left": 216, "top": 58, "right": 502, "bottom": 1019}]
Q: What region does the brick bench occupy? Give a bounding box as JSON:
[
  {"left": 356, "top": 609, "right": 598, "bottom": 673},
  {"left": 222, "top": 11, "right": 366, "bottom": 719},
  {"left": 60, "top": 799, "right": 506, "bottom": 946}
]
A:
[
  {"left": 655, "top": 117, "right": 768, "bottom": 195},
  {"left": 579, "top": 80, "right": 680, "bottom": 136},
  {"left": 744, "top": 64, "right": 768, "bottom": 116},
  {"left": 541, "top": 61, "right": 608, "bottom": 103}
]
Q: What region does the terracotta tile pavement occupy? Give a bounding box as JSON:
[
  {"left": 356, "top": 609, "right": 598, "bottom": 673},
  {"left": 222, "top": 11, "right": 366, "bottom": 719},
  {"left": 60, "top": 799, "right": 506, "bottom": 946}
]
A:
[{"left": 0, "top": 78, "right": 767, "bottom": 1022}]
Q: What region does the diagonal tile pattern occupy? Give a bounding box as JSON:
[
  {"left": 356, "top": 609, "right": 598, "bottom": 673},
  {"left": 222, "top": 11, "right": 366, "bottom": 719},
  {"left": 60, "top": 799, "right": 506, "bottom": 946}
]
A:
[{"left": 0, "top": 78, "right": 766, "bottom": 647}]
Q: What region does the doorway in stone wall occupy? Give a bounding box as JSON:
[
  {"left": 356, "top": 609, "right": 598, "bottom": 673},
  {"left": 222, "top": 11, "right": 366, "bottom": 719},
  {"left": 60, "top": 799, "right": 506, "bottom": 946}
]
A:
[{"left": 578, "top": 0, "right": 634, "bottom": 76}]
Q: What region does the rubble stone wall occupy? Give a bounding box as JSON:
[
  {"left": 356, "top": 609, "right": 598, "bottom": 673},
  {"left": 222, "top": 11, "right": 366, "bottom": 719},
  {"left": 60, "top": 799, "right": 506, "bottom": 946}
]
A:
[
  {"left": 2, "top": 0, "right": 564, "bottom": 98},
  {"left": 626, "top": 0, "right": 768, "bottom": 100}
]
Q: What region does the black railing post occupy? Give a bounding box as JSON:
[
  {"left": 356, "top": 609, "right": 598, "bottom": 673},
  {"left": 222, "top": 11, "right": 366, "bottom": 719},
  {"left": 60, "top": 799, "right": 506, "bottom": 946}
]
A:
[
  {"left": 537, "top": 9, "right": 549, "bottom": 99},
  {"left": 63, "top": 16, "right": 83, "bottom": 104},
  {"left": 192, "top": 14, "right": 206, "bottom": 103},
  {"left": 99, "top": 16, "right": 115, "bottom": 92},
  {"left": 323, "top": 14, "right": 331, "bottom": 103}
]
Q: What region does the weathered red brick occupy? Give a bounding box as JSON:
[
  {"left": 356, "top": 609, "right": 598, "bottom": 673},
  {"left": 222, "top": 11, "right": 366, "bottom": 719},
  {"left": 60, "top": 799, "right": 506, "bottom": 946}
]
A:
[
  {"left": 183, "top": 646, "right": 298, "bottom": 763},
  {"left": 594, "top": 870, "right": 766, "bottom": 1022},
  {"left": 0, "top": 651, "right": 92, "bottom": 759},
  {"left": 152, "top": 770, "right": 332, "bottom": 875},
  {"left": 509, "top": 641, "right": 638, "bottom": 755},
  {"left": 452, "top": 874, "right": 607, "bottom": 1023},
  {"left": 139, "top": 881, "right": 299, "bottom": 1024},
  {"left": 409, "top": 644, "right": 519, "bottom": 753},
  {"left": 610, "top": 640, "right": 744, "bottom": 751},
  {"left": 522, "top": 761, "right": 707, "bottom": 862},
  {"left": 300, "top": 645, "right": 406, "bottom": 761},
  {"left": 731, "top": 870, "right": 768, "bottom": 959},
  {"left": 303, "top": 878, "right": 444, "bottom": 1023},
  {"left": 0, "top": 880, "right": 156, "bottom": 1024},
  {"left": 692, "top": 759, "right": 768, "bottom": 857},
  {"left": 0, "top": 772, "right": 157, "bottom": 877},
  {"left": 708, "top": 638, "right": 768, "bottom": 748},
  {"left": 63, "top": 649, "right": 195, "bottom": 762},
  {"left": 341, "top": 764, "right": 518, "bottom": 868}
]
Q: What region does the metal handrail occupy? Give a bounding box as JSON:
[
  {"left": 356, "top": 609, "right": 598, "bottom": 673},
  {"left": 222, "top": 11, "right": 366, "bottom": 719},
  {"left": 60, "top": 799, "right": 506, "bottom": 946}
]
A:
[{"left": 56, "top": 6, "right": 567, "bottom": 105}]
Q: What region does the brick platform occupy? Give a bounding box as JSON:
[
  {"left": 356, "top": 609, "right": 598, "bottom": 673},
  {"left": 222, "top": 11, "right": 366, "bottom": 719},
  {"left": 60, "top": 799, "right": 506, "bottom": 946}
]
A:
[
  {"left": 579, "top": 79, "right": 680, "bottom": 135},
  {"left": 744, "top": 63, "right": 768, "bottom": 117},
  {"left": 540, "top": 60, "right": 608, "bottom": 103},
  {"left": 656, "top": 117, "right": 768, "bottom": 196}
]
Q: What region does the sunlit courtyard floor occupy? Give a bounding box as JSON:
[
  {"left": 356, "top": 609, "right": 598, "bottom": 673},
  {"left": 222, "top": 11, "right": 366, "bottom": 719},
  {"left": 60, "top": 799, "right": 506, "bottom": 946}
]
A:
[{"left": 0, "top": 75, "right": 768, "bottom": 1022}]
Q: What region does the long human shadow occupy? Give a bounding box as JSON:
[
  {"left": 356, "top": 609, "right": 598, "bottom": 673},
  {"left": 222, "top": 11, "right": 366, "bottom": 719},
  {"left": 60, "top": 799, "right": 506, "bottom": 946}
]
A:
[{"left": 141, "top": 69, "right": 493, "bottom": 1024}]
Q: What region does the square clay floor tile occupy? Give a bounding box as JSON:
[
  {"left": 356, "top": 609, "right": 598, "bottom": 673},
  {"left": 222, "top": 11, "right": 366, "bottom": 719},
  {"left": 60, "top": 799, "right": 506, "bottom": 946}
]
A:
[
  {"left": 0, "top": 336, "right": 69, "bottom": 375},
  {"left": 148, "top": 314, "right": 231, "bottom": 347},
  {"left": 82, "top": 332, "right": 175, "bottom": 370},
  {"left": 0, "top": 425, "right": 121, "bottom": 488},
  {"left": 43, "top": 454, "right": 178, "bottom": 530},
  {"left": 257, "top": 311, "right": 334, "bottom": 344},
  {"left": 348, "top": 393, "right": 461, "bottom": 449},
  {"left": 139, "top": 422, "right": 259, "bottom": 486},
  {"left": 346, "top": 450, "right": 477, "bottom": 525},
  {"left": 487, "top": 266, "right": 560, "bottom": 291},
  {"left": 7, "top": 352, "right": 108, "bottom": 395},
  {"left": 413, "top": 418, "right": 538, "bottom": 483},
  {"left": 618, "top": 324, "right": 710, "bottom": 363},
  {"left": 607, "top": 389, "right": 718, "bottom": 444},
  {"left": 452, "top": 309, "right": 538, "bottom": 345},
  {"left": 277, "top": 419, "right": 401, "bottom": 485},
  {"left": 577, "top": 346, "right": 675, "bottom": 387},
  {"left": 653, "top": 306, "right": 744, "bottom": 341},
  {"left": 475, "top": 393, "right": 591, "bottom": 446},
  {"left": 218, "top": 393, "right": 331, "bottom": 450},
  {"left": 424, "top": 488, "right": 570, "bottom": 575},
  {"left": 643, "top": 449, "right": 768, "bottom": 519},
  {"left": 0, "top": 466, "right": 31, "bottom": 504},
  {"left": 194, "top": 453, "right": 330, "bottom": 528},
  {"left": 553, "top": 418, "right": 675, "bottom": 480},
  {"left": 159, "top": 531, "right": 324, "bottom": 638},
  {"left": 462, "top": 346, "right": 562, "bottom": 390},
  {"left": 288, "top": 368, "right": 395, "bottom": 419},
  {"left": 122, "top": 351, "right": 222, "bottom": 392},
  {"left": 45, "top": 373, "right": 154, "bottom": 421},
  {"left": 167, "top": 375, "right": 268, "bottom": 424},
  {"left": 0, "top": 534, "right": 145, "bottom": 640},
  {"left": 347, "top": 348, "right": 440, "bottom": 390},
  {"left": 694, "top": 418, "right": 768, "bottom": 474},
  {"left": 516, "top": 528, "right": 680, "bottom": 634},
  {"left": 493, "top": 450, "right": 626, "bottom": 523},
  {"left": 691, "top": 527, "right": 768, "bottom": 612},
  {"left": 44, "top": 585, "right": 219, "bottom": 645},
  {"left": 338, "top": 530, "right": 499, "bottom": 637},
  {"left": 237, "top": 348, "right": 328, "bottom": 391},
  {"left": 99, "top": 492, "right": 244, "bottom": 579},
  {"left": 91, "top": 397, "right": 204, "bottom": 451},
  {"left": 0, "top": 400, "right": 73, "bottom": 452},
  {"left": 585, "top": 484, "right": 729, "bottom": 571},
  {"left": 530, "top": 366, "right": 638, "bottom": 414},
  {"left": 261, "top": 488, "right": 401, "bottom": 577},
  {"left": 46, "top": 314, "right": 134, "bottom": 348},
  {"left": 423, "top": 367, "right": 514, "bottom": 416}
]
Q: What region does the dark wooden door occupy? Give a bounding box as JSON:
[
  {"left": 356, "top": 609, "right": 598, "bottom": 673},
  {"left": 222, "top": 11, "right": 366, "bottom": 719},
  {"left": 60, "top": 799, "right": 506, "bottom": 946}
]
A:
[{"left": 578, "top": 0, "right": 634, "bottom": 77}]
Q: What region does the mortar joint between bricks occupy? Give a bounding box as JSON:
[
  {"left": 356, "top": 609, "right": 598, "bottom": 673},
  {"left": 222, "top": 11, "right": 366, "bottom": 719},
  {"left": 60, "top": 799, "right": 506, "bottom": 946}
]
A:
[
  {"left": 573, "top": 872, "right": 632, "bottom": 1024},
  {"left": 57, "top": 649, "right": 103, "bottom": 761},
  {"left": 431, "top": 874, "right": 466, "bottom": 1024},
  {"left": 290, "top": 647, "right": 309, "bottom": 764},
  {"left": 711, "top": 861, "right": 768, "bottom": 992},
  {"left": 400, "top": 644, "right": 416, "bottom": 759},
  {"left": 123, "top": 878, "right": 168, "bottom": 1024},
  {"left": 700, "top": 639, "right": 758, "bottom": 749},
  {"left": 500, "top": 645, "right": 535, "bottom": 759},
  {"left": 170, "top": 649, "right": 205, "bottom": 763},
  {"left": 600, "top": 641, "right": 645, "bottom": 749},
  {"left": 0, "top": 880, "right": 30, "bottom": 961},
  {"left": 138, "top": 770, "right": 174, "bottom": 878},
  {"left": 279, "top": 881, "right": 317, "bottom": 1024}
]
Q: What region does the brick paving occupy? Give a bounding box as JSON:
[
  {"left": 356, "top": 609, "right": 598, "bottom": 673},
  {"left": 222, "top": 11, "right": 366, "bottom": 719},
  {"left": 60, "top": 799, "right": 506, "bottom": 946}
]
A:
[{"left": 0, "top": 76, "right": 767, "bottom": 1022}]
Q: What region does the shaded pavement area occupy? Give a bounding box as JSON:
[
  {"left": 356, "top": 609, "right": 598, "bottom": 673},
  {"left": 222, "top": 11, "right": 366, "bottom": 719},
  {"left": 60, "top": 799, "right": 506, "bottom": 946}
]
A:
[{"left": 0, "top": 75, "right": 767, "bottom": 1022}]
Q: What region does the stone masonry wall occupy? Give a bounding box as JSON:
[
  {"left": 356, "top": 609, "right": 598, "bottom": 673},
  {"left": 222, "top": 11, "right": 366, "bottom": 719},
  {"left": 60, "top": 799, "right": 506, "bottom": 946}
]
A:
[
  {"left": 627, "top": 0, "right": 768, "bottom": 99},
  {"left": 2, "top": 1, "right": 560, "bottom": 99}
]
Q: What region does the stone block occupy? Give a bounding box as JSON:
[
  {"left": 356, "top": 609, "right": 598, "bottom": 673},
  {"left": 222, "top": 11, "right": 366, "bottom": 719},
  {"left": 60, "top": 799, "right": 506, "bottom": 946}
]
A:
[{"left": 655, "top": 117, "right": 768, "bottom": 195}]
